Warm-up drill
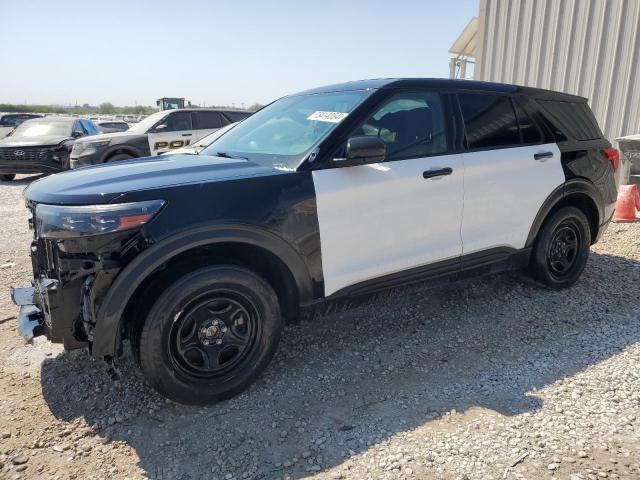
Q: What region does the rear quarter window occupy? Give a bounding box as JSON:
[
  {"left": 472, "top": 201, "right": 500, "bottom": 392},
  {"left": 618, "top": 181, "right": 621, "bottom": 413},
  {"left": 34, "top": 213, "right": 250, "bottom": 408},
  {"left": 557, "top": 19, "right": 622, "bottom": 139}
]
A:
[{"left": 537, "top": 100, "right": 602, "bottom": 141}]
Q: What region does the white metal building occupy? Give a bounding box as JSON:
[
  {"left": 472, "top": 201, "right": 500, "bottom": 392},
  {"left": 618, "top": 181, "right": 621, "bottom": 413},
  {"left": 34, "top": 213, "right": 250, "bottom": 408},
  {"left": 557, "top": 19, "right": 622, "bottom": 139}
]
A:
[{"left": 450, "top": 0, "right": 640, "bottom": 148}]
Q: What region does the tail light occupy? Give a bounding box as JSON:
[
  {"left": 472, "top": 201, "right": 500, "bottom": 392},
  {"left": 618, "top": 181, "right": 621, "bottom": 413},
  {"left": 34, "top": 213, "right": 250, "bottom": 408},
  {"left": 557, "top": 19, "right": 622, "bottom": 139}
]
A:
[{"left": 602, "top": 148, "right": 619, "bottom": 172}]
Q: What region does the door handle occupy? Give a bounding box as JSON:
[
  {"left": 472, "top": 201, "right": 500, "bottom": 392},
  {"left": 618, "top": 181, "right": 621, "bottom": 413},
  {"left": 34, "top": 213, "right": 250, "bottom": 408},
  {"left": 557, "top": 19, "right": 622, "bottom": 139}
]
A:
[
  {"left": 534, "top": 151, "right": 554, "bottom": 161},
  {"left": 182, "top": 133, "right": 192, "bottom": 137},
  {"left": 423, "top": 167, "right": 453, "bottom": 179}
]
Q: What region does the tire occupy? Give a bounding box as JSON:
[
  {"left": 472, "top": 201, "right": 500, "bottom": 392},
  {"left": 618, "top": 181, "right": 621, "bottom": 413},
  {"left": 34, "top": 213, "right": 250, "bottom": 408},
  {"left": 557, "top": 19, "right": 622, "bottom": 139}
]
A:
[
  {"left": 0, "top": 174, "right": 15, "bottom": 181},
  {"left": 106, "top": 153, "right": 134, "bottom": 163},
  {"left": 138, "top": 265, "right": 283, "bottom": 405},
  {"left": 529, "top": 206, "right": 591, "bottom": 289}
]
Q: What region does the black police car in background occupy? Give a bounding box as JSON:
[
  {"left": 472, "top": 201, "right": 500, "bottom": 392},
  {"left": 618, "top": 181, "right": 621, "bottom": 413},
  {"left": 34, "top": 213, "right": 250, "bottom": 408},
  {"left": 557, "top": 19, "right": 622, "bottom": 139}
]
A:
[
  {"left": 70, "top": 108, "right": 251, "bottom": 168},
  {"left": 12, "top": 79, "right": 617, "bottom": 404},
  {"left": 0, "top": 117, "right": 99, "bottom": 180}
]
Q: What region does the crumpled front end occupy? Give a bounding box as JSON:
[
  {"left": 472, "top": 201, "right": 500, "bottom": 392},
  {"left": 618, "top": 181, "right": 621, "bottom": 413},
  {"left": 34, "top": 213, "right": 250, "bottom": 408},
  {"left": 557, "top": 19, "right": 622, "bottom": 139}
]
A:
[{"left": 11, "top": 199, "right": 160, "bottom": 350}]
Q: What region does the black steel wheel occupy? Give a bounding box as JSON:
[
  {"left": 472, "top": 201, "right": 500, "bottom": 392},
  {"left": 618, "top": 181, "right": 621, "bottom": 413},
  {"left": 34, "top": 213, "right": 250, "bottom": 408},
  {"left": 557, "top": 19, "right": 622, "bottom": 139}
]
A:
[
  {"left": 530, "top": 206, "right": 590, "bottom": 289},
  {"left": 139, "top": 265, "right": 282, "bottom": 405},
  {"left": 168, "top": 293, "right": 259, "bottom": 379}
]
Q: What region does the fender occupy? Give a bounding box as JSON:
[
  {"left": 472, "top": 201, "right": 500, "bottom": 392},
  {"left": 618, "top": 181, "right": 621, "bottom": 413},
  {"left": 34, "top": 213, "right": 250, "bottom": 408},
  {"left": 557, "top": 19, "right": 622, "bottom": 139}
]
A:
[
  {"left": 525, "top": 177, "right": 604, "bottom": 248},
  {"left": 91, "top": 223, "right": 315, "bottom": 359}
]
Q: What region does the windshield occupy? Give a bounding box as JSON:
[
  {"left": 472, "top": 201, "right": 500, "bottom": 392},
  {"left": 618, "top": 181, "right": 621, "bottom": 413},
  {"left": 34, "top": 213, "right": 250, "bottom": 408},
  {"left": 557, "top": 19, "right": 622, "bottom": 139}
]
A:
[
  {"left": 194, "top": 122, "right": 238, "bottom": 148},
  {"left": 127, "top": 111, "right": 168, "bottom": 133},
  {"left": 201, "top": 90, "right": 371, "bottom": 169},
  {"left": 12, "top": 119, "right": 73, "bottom": 137}
]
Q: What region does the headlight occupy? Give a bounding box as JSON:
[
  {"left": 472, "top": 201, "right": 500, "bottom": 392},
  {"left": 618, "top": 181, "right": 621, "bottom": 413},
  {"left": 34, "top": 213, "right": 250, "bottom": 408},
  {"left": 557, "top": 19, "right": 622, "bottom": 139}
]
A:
[
  {"left": 72, "top": 140, "right": 111, "bottom": 157},
  {"left": 36, "top": 200, "right": 165, "bottom": 238}
]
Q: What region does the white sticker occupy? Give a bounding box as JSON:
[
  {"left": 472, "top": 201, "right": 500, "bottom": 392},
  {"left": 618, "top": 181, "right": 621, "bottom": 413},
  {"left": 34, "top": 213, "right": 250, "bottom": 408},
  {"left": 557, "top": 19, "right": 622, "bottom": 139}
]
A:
[{"left": 307, "top": 111, "right": 349, "bottom": 123}]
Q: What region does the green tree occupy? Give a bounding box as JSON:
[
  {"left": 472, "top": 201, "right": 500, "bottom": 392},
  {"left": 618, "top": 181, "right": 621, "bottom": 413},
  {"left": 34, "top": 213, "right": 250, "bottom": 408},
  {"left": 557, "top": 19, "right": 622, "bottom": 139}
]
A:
[
  {"left": 247, "top": 103, "right": 263, "bottom": 112},
  {"left": 98, "top": 102, "right": 116, "bottom": 114}
]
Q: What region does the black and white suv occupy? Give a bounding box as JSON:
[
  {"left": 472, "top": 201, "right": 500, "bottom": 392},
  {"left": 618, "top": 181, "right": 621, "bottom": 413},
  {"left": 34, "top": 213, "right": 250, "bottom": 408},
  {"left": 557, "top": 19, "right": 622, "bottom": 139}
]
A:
[{"left": 12, "top": 79, "right": 618, "bottom": 404}]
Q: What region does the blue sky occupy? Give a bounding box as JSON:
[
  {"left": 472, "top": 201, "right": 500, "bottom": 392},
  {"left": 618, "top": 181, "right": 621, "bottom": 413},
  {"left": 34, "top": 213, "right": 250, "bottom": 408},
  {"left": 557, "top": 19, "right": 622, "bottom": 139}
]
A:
[{"left": 0, "top": 0, "right": 478, "bottom": 107}]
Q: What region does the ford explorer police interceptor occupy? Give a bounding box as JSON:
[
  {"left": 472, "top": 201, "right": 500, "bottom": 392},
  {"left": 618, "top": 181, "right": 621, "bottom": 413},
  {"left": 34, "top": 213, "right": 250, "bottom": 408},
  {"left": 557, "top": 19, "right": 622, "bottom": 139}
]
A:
[
  {"left": 13, "top": 79, "right": 617, "bottom": 405},
  {"left": 69, "top": 108, "right": 251, "bottom": 168}
]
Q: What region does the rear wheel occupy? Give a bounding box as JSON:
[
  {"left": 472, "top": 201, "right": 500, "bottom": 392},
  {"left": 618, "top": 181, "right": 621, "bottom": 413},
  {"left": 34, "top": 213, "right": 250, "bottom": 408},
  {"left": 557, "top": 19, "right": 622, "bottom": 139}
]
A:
[
  {"left": 0, "top": 174, "right": 15, "bottom": 181},
  {"left": 106, "top": 153, "right": 134, "bottom": 163},
  {"left": 529, "top": 206, "right": 591, "bottom": 289},
  {"left": 138, "top": 265, "right": 283, "bottom": 404}
]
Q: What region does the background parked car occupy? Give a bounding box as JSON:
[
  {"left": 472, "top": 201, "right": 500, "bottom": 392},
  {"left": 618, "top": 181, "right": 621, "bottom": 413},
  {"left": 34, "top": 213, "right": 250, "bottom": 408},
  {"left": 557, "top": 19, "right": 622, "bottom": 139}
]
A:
[
  {"left": 95, "top": 120, "right": 129, "bottom": 133},
  {"left": 160, "top": 122, "right": 238, "bottom": 155},
  {"left": 0, "top": 113, "right": 43, "bottom": 139},
  {"left": 70, "top": 108, "right": 251, "bottom": 168},
  {"left": 0, "top": 117, "right": 99, "bottom": 180}
]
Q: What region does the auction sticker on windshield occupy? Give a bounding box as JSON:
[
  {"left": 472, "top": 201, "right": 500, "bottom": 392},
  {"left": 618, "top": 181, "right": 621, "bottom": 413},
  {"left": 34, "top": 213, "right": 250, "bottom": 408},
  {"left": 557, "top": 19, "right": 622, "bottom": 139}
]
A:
[{"left": 307, "top": 111, "right": 349, "bottom": 123}]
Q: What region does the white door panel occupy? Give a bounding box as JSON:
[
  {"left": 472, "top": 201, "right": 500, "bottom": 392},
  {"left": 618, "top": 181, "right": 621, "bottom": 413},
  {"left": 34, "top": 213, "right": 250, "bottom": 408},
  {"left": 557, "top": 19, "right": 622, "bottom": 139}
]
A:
[
  {"left": 147, "top": 129, "right": 215, "bottom": 155},
  {"left": 313, "top": 153, "right": 464, "bottom": 296},
  {"left": 460, "top": 143, "right": 564, "bottom": 254}
]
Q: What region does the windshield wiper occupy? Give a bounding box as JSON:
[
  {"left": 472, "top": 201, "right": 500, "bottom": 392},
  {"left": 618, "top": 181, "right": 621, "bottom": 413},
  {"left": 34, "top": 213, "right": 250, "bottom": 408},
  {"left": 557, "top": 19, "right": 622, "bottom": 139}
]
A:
[{"left": 214, "top": 151, "right": 248, "bottom": 160}]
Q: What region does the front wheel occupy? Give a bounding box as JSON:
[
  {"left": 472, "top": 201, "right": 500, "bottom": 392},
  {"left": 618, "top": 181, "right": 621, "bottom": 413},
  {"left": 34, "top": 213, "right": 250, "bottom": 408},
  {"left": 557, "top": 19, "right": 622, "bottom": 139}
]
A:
[
  {"left": 138, "top": 265, "right": 283, "bottom": 404},
  {"left": 0, "top": 174, "right": 15, "bottom": 181},
  {"left": 529, "top": 206, "right": 591, "bottom": 289}
]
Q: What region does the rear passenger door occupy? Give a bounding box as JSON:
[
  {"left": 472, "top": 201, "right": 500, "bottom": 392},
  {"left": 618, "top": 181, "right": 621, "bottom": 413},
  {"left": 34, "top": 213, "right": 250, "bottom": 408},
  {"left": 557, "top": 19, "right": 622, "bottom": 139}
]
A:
[
  {"left": 313, "top": 90, "right": 464, "bottom": 296},
  {"left": 457, "top": 93, "right": 565, "bottom": 256}
]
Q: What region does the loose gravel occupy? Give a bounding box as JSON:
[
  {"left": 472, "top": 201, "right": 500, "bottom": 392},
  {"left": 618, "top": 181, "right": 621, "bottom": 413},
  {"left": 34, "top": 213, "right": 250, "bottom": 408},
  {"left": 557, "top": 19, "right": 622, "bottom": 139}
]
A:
[{"left": 0, "top": 174, "right": 639, "bottom": 480}]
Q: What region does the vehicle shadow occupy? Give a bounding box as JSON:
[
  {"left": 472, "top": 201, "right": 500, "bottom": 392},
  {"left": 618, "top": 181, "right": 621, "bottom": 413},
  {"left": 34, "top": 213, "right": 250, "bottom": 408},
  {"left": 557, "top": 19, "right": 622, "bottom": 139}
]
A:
[
  {"left": 40, "top": 250, "right": 640, "bottom": 479},
  {"left": 1, "top": 174, "right": 47, "bottom": 185}
]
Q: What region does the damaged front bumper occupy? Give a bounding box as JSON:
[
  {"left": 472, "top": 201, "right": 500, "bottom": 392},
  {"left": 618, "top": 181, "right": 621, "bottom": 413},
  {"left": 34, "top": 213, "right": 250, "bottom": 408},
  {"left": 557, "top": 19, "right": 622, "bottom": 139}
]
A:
[{"left": 10, "top": 278, "right": 85, "bottom": 347}]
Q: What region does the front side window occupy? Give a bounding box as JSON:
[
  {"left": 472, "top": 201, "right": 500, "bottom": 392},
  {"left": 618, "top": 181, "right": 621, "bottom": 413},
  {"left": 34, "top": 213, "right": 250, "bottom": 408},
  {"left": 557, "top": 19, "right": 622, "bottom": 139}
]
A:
[
  {"left": 201, "top": 90, "right": 371, "bottom": 169},
  {"left": 353, "top": 91, "right": 448, "bottom": 161},
  {"left": 458, "top": 93, "right": 520, "bottom": 149},
  {"left": 162, "top": 111, "right": 192, "bottom": 132}
]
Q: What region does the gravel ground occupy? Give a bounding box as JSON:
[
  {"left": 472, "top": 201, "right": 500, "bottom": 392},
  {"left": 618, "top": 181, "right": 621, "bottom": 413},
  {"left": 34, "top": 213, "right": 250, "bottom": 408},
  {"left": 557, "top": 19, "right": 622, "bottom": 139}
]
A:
[{"left": 1, "top": 174, "right": 639, "bottom": 480}]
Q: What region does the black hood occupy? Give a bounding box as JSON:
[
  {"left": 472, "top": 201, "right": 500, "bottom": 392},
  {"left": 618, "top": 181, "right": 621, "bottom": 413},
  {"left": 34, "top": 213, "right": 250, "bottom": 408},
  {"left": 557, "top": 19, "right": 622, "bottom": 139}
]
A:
[
  {"left": 24, "top": 154, "right": 288, "bottom": 205},
  {"left": 0, "top": 135, "right": 71, "bottom": 147}
]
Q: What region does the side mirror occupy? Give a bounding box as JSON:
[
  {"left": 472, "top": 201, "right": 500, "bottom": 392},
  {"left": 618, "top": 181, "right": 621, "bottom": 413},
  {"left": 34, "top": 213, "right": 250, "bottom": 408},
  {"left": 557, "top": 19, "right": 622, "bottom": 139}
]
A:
[
  {"left": 335, "top": 136, "right": 386, "bottom": 167},
  {"left": 72, "top": 131, "right": 83, "bottom": 138},
  {"left": 154, "top": 124, "right": 167, "bottom": 132}
]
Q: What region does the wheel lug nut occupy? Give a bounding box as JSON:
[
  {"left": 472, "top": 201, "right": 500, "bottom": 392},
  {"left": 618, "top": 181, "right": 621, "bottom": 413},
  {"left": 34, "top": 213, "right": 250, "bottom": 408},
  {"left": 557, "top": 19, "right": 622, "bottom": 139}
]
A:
[
  {"left": 222, "top": 327, "right": 227, "bottom": 332},
  {"left": 203, "top": 340, "right": 209, "bottom": 345},
  {"left": 216, "top": 339, "right": 222, "bottom": 345}
]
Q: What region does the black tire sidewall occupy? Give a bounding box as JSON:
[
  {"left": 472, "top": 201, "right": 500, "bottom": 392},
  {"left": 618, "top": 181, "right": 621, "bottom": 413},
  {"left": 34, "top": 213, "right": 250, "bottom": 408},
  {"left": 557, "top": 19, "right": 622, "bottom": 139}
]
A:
[
  {"left": 139, "top": 265, "right": 282, "bottom": 405},
  {"left": 531, "top": 206, "right": 591, "bottom": 289}
]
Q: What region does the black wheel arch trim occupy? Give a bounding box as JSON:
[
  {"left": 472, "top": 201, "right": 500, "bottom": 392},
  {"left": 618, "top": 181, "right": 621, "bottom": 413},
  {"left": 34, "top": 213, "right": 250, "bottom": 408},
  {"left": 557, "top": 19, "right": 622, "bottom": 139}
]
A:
[
  {"left": 102, "top": 146, "right": 144, "bottom": 162},
  {"left": 525, "top": 178, "right": 604, "bottom": 248},
  {"left": 91, "top": 223, "right": 314, "bottom": 359}
]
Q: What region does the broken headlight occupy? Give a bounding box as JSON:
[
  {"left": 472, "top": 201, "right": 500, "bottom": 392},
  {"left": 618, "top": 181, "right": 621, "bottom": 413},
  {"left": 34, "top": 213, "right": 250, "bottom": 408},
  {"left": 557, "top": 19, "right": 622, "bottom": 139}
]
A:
[{"left": 35, "top": 200, "right": 165, "bottom": 238}]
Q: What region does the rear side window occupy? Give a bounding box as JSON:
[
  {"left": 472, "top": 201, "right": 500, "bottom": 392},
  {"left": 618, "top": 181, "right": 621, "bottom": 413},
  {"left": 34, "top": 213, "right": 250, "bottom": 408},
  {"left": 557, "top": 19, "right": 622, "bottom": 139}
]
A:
[
  {"left": 537, "top": 100, "right": 602, "bottom": 141},
  {"left": 194, "top": 111, "right": 225, "bottom": 129},
  {"left": 513, "top": 100, "right": 542, "bottom": 144},
  {"left": 458, "top": 93, "right": 520, "bottom": 149},
  {"left": 223, "top": 111, "right": 252, "bottom": 122}
]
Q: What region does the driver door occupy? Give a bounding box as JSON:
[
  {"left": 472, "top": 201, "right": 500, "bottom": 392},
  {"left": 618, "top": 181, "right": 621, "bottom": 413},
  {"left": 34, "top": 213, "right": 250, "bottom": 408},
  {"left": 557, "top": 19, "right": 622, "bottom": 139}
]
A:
[
  {"left": 147, "top": 111, "right": 194, "bottom": 155},
  {"left": 312, "top": 91, "right": 464, "bottom": 296}
]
